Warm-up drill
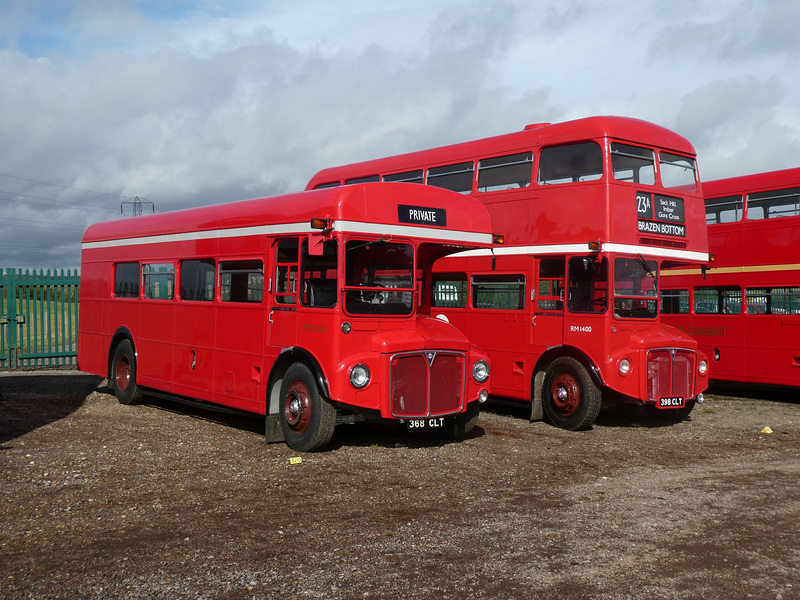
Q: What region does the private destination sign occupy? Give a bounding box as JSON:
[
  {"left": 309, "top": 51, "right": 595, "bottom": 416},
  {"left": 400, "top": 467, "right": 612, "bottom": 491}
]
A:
[{"left": 398, "top": 204, "right": 447, "bottom": 227}]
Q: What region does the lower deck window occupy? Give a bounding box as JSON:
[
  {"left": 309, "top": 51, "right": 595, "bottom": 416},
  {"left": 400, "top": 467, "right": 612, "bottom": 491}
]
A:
[
  {"left": 114, "top": 262, "right": 140, "bottom": 298},
  {"left": 694, "top": 286, "right": 741, "bottom": 314},
  {"left": 220, "top": 260, "right": 264, "bottom": 303},
  {"left": 433, "top": 274, "right": 468, "bottom": 308},
  {"left": 472, "top": 275, "right": 525, "bottom": 310}
]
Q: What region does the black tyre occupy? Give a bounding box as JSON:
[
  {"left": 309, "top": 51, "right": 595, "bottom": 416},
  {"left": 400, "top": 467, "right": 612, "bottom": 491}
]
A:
[
  {"left": 111, "top": 339, "right": 144, "bottom": 405},
  {"left": 645, "top": 399, "right": 696, "bottom": 422},
  {"left": 442, "top": 401, "right": 481, "bottom": 441},
  {"left": 542, "top": 356, "right": 601, "bottom": 430},
  {"left": 279, "top": 363, "right": 337, "bottom": 452}
]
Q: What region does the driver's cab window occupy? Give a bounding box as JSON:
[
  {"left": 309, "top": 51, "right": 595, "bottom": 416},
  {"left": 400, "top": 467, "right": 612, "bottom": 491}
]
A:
[
  {"left": 274, "top": 239, "right": 299, "bottom": 305},
  {"left": 344, "top": 239, "right": 414, "bottom": 315},
  {"left": 567, "top": 256, "right": 608, "bottom": 313}
]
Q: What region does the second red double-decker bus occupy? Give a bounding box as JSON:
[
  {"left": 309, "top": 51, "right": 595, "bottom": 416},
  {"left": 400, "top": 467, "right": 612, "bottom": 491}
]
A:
[
  {"left": 307, "top": 117, "right": 710, "bottom": 429},
  {"left": 661, "top": 167, "right": 800, "bottom": 388},
  {"left": 78, "top": 183, "right": 495, "bottom": 451}
]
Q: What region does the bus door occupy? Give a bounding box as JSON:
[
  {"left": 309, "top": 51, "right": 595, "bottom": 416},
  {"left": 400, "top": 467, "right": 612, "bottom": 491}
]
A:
[
  {"left": 532, "top": 256, "right": 565, "bottom": 351},
  {"left": 469, "top": 271, "right": 529, "bottom": 398},
  {"left": 214, "top": 259, "right": 267, "bottom": 407},
  {"left": 563, "top": 255, "right": 609, "bottom": 348},
  {"left": 269, "top": 238, "right": 299, "bottom": 349}
]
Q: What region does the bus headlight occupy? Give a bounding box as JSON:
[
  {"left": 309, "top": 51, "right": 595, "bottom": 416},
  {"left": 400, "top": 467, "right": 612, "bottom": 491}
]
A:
[
  {"left": 350, "top": 364, "right": 370, "bottom": 388},
  {"left": 698, "top": 360, "right": 708, "bottom": 375},
  {"left": 472, "top": 360, "right": 489, "bottom": 383},
  {"left": 619, "top": 358, "right": 631, "bottom": 376}
]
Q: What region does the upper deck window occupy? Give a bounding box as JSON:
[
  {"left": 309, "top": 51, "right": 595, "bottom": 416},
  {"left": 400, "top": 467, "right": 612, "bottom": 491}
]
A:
[
  {"left": 346, "top": 175, "right": 380, "bottom": 185},
  {"left": 746, "top": 187, "right": 800, "bottom": 220},
  {"left": 384, "top": 170, "right": 424, "bottom": 184},
  {"left": 611, "top": 143, "right": 656, "bottom": 185},
  {"left": 705, "top": 195, "right": 743, "bottom": 224},
  {"left": 477, "top": 152, "right": 533, "bottom": 192},
  {"left": 659, "top": 152, "right": 697, "bottom": 192},
  {"left": 344, "top": 240, "right": 414, "bottom": 315},
  {"left": 538, "top": 142, "right": 603, "bottom": 185},
  {"left": 427, "top": 162, "right": 474, "bottom": 193}
]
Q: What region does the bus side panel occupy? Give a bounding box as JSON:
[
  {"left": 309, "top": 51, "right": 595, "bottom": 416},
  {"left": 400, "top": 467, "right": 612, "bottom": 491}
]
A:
[
  {"left": 171, "top": 303, "right": 216, "bottom": 401},
  {"left": 214, "top": 303, "right": 266, "bottom": 411},
  {"left": 135, "top": 302, "right": 177, "bottom": 391},
  {"left": 77, "top": 258, "right": 109, "bottom": 376}
]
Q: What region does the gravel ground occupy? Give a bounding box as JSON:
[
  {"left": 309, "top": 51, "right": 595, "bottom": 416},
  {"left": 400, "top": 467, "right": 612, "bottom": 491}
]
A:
[{"left": 1, "top": 370, "right": 799, "bottom": 600}]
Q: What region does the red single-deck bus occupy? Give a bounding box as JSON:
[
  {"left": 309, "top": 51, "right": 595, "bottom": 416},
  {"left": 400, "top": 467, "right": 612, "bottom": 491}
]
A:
[
  {"left": 307, "top": 117, "right": 710, "bottom": 429},
  {"left": 661, "top": 167, "right": 800, "bottom": 388},
  {"left": 78, "top": 183, "right": 495, "bottom": 451}
]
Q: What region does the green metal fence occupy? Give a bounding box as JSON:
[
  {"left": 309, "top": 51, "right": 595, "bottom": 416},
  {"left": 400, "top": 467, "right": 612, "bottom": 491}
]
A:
[{"left": 0, "top": 268, "right": 80, "bottom": 370}]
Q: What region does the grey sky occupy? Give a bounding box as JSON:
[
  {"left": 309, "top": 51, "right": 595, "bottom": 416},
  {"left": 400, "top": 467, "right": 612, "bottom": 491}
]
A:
[{"left": 2, "top": 0, "right": 799, "bottom": 268}]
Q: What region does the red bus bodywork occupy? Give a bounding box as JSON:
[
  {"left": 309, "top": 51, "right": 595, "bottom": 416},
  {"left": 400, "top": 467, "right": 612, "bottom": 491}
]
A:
[
  {"left": 661, "top": 167, "right": 800, "bottom": 388},
  {"left": 78, "top": 183, "right": 494, "bottom": 451},
  {"left": 307, "top": 117, "right": 710, "bottom": 429}
]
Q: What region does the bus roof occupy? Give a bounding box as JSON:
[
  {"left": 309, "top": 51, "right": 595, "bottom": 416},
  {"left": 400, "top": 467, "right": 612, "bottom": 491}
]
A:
[
  {"left": 703, "top": 167, "right": 800, "bottom": 198},
  {"left": 81, "top": 183, "right": 494, "bottom": 248},
  {"left": 307, "top": 116, "right": 697, "bottom": 189}
]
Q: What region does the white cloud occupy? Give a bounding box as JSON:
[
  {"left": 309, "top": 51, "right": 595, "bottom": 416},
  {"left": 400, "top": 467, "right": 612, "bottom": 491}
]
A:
[{"left": 1, "top": 0, "right": 800, "bottom": 268}]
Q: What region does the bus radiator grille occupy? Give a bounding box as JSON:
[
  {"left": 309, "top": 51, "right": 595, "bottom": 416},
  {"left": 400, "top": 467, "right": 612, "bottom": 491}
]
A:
[
  {"left": 646, "top": 349, "right": 696, "bottom": 402},
  {"left": 390, "top": 352, "right": 464, "bottom": 418}
]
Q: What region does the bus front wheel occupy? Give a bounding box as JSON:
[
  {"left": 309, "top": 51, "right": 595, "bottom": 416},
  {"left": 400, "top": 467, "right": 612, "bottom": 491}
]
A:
[
  {"left": 542, "top": 357, "right": 601, "bottom": 430},
  {"left": 279, "top": 363, "right": 336, "bottom": 452},
  {"left": 111, "top": 339, "right": 144, "bottom": 406}
]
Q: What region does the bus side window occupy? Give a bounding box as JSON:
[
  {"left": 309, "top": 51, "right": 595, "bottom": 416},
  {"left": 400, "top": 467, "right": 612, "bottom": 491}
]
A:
[
  {"left": 537, "top": 257, "right": 565, "bottom": 311},
  {"left": 274, "top": 239, "right": 299, "bottom": 305},
  {"left": 220, "top": 260, "right": 264, "bottom": 303},
  {"left": 660, "top": 289, "right": 689, "bottom": 314},
  {"left": 538, "top": 142, "right": 603, "bottom": 185},
  {"left": 301, "top": 238, "right": 338, "bottom": 308},
  {"left": 180, "top": 259, "right": 215, "bottom": 301},
  {"left": 432, "top": 274, "right": 468, "bottom": 308},
  {"left": 143, "top": 263, "right": 175, "bottom": 300},
  {"left": 114, "top": 262, "right": 141, "bottom": 298}
]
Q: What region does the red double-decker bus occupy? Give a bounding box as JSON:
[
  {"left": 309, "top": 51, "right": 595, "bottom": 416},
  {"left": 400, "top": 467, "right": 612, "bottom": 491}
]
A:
[
  {"left": 307, "top": 117, "right": 710, "bottom": 429},
  {"left": 78, "top": 183, "right": 495, "bottom": 451},
  {"left": 661, "top": 167, "right": 800, "bottom": 388}
]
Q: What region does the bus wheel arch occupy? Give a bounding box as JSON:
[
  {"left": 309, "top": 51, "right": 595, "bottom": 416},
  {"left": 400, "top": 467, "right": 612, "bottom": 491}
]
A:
[
  {"left": 265, "top": 349, "right": 335, "bottom": 451},
  {"left": 277, "top": 362, "right": 337, "bottom": 452},
  {"left": 535, "top": 349, "right": 602, "bottom": 430},
  {"left": 109, "top": 333, "right": 144, "bottom": 406}
]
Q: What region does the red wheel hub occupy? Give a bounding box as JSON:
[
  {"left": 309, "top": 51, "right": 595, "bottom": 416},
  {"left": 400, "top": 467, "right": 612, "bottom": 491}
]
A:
[
  {"left": 550, "top": 373, "right": 581, "bottom": 416},
  {"left": 284, "top": 381, "right": 312, "bottom": 434},
  {"left": 115, "top": 355, "right": 131, "bottom": 392}
]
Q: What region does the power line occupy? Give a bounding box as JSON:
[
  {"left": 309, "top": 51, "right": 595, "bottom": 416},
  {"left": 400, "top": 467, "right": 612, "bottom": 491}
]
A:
[
  {"left": 0, "top": 171, "right": 133, "bottom": 201},
  {"left": 0, "top": 188, "right": 118, "bottom": 214}
]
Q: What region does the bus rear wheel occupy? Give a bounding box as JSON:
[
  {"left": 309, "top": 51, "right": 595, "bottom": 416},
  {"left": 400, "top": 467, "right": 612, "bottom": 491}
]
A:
[
  {"left": 542, "top": 357, "right": 601, "bottom": 430},
  {"left": 279, "top": 363, "right": 336, "bottom": 452},
  {"left": 111, "top": 339, "right": 144, "bottom": 405}
]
